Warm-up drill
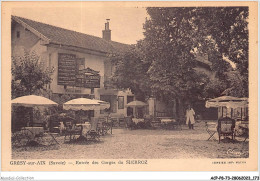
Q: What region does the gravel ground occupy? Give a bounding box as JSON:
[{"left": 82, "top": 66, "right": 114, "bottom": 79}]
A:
[{"left": 12, "top": 122, "right": 249, "bottom": 159}]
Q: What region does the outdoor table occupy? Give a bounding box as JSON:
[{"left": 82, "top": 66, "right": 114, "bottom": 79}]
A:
[
  {"left": 132, "top": 118, "right": 144, "bottom": 124},
  {"left": 77, "top": 122, "right": 91, "bottom": 136},
  {"left": 161, "top": 119, "right": 181, "bottom": 130},
  {"left": 22, "top": 127, "right": 44, "bottom": 138},
  {"left": 161, "top": 119, "right": 176, "bottom": 123},
  {"left": 235, "top": 121, "right": 249, "bottom": 142},
  {"left": 20, "top": 127, "right": 59, "bottom": 145}
]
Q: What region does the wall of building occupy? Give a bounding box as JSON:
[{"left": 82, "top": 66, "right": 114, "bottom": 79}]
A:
[
  {"left": 193, "top": 67, "right": 216, "bottom": 80},
  {"left": 11, "top": 21, "right": 134, "bottom": 118},
  {"left": 115, "top": 89, "right": 134, "bottom": 117},
  {"left": 45, "top": 46, "right": 106, "bottom": 96},
  {"left": 11, "top": 22, "right": 41, "bottom": 56}
]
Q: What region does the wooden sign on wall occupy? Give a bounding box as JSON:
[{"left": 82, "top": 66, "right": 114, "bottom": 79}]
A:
[
  {"left": 58, "top": 53, "right": 76, "bottom": 86},
  {"left": 58, "top": 53, "right": 100, "bottom": 88}
]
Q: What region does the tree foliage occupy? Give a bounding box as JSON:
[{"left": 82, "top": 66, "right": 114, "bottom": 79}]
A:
[
  {"left": 11, "top": 51, "right": 54, "bottom": 98},
  {"left": 110, "top": 46, "right": 151, "bottom": 101},
  {"left": 194, "top": 7, "right": 249, "bottom": 97},
  {"left": 111, "top": 7, "right": 248, "bottom": 104}
]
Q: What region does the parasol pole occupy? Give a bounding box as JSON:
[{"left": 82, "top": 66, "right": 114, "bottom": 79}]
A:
[
  {"left": 29, "top": 107, "right": 34, "bottom": 127},
  {"left": 241, "top": 108, "right": 242, "bottom": 120}
]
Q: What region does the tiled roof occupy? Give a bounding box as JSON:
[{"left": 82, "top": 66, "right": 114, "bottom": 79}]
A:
[{"left": 12, "top": 16, "right": 131, "bottom": 54}]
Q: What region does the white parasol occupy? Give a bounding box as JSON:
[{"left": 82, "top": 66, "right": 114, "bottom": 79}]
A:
[
  {"left": 63, "top": 98, "right": 110, "bottom": 111},
  {"left": 11, "top": 95, "right": 58, "bottom": 128},
  {"left": 205, "top": 96, "right": 248, "bottom": 108},
  {"left": 126, "top": 101, "right": 148, "bottom": 107},
  {"left": 126, "top": 100, "right": 148, "bottom": 118},
  {"left": 12, "top": 95, "right": 58, "bottom": 107},
  {"left": 91, "top": 99, "right": 110, "bottom": 110}
]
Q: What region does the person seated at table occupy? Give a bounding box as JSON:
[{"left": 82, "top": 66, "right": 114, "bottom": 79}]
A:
[
  {"left": 70, "top": 118, "right": 80, "bottom": 131},
  {"left": 43, "top": 114, "right": 51, "bottom": 131},
  {"left": 59, "top": 122, "right": 65, "bottom": 135},
  {"left": 63, "top": 120, "right": 71, "bottom": 130}
]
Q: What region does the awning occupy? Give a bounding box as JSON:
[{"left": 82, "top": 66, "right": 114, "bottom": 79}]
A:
[{"left": 205, "top": 96, "right": 248, "bottom": 108}]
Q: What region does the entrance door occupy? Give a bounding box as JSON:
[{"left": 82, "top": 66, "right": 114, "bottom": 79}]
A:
[
  {"left": 127, "top": 96, "right": 134, "bottom": 116},
  {"left": 100, "top": 95, "right": 117, "bottom": 113}
]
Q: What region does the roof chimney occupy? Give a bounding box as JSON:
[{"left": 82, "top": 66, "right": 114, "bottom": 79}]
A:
[{"left": 102, "top": 19, "right": 111, "bottom": 41}]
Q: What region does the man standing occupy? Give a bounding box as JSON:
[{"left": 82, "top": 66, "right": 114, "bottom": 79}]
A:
[{"left": 186, "top": 105, "right": 195, "bottom": 129}]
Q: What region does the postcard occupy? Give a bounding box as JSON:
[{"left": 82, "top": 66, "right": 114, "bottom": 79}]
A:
[{"left": 1, "top": 1, "right": 258, "bottom": 172}]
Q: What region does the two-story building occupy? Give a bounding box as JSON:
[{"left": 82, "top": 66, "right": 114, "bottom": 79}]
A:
[{"left": 11, "top": 16, "right": 135, "bottom": 119}]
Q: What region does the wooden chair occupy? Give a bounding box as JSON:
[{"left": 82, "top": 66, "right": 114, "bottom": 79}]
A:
[
  {"left": 63, "top": 119, "right": 83, "bottom": 142},
  {"left": 151, "top": 117, "right": 161, "bottom": 128},
  {"left": 125, "top": 116, "right": 135, "bottom": 130},
  {"left": 168, "top": 119, "right": 182, "bottom": 130},
  {"left": 118, "top": 115, "right": 126, "bottom": 127},
  {"left": 235, "top": 119, "right": 249, "bottom": 142},
  {"left": 205, "top": 121, "right": 217, "bottom": 141},
  {"left": 217, "top": 117, "right": 236, "bottom": 143},
  {"left": 111, "top": 117, "right": 118, "bottom": 127},
  {"left": 100, "top": 121, "right": 112, "bottom": 135},
  {"left": 87, "top": 118, "right": 100, "bottom": 141},
  {"left": 143, "top": 117, "right": 152, "bottom": 129},
  {"left": 97, "top": 117, "right": 112, "bottom": 135}
]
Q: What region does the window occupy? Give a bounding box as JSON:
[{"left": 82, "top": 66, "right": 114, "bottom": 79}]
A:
[
  {"left": 118, "top": 96, "right": 124, "bottom": 109},
  {"left": 16, "top": 31, "right": 20, "bottom": 38}
]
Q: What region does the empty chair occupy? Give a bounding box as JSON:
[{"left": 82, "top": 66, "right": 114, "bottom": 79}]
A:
[
  {"left": 205, "top": 121, "right": 217, "bottom": 141},
  {"left": 110, "top": 117, "right": 118, "bottom": 127},
  {"left": 125, "top": 116, "right": 135, "bottom": 130},
  {"left": 118, "top": 115, "right": 125, "bottom": 127},
  {"left": 87, "top": 118, "right": 100, "bottom": 141},
  {"left": 217, "top": 117, "right": 236, "bottom": 143}
]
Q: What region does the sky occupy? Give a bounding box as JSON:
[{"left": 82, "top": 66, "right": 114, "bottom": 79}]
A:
[{"left": 12, "top": 7, "right": 148, "bottom": 44}]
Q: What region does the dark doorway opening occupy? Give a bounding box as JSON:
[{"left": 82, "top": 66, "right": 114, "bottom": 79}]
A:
[{"left": 127, "top": 96, "right": 134, "bottom": 116}]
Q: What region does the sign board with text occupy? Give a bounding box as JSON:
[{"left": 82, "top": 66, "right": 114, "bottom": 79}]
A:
[
  {"left": 84, "top": 74, "right": 100, "bottom": 88},
  {"left": 58, "top": 54, "right": 100, "bottom": 88},
  {"left": 58, "top": 53, "right": 76, "bottom": 86}
]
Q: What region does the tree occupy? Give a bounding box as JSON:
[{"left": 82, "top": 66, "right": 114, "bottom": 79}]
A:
[
  {"left": 11, "top": 51, "right": 54, "bottom": 98},
  {"left": 111, "top": 7, "right": 249, "bottom": 115},
  {"left": 110, "top": 46, "right": 151, "bottom": 101},
  {"left": 142, "top": 7, "right": 248, "bottom": 100},
  {"left": 194, "top": 7, "right": 249, "bottom": 97},
  {"left": 11, "top": 51, "right": 54, "bottom": 130},
  {"left": 142, "top": 8, "right": 212, "bottom": 104}
]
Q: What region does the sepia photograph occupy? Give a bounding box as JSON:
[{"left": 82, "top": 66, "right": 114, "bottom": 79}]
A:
[{"left": 1, "top": 1, "right": 258, "bottom": 173}]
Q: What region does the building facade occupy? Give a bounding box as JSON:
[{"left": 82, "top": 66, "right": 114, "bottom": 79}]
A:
[{"left": 11, "top": 16, "right": 134, "bottom": 119}]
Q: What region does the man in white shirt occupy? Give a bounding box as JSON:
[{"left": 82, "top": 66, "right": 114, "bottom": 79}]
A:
[{"left": 186, "top": 105, "right": 195, "bottom": 129}]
